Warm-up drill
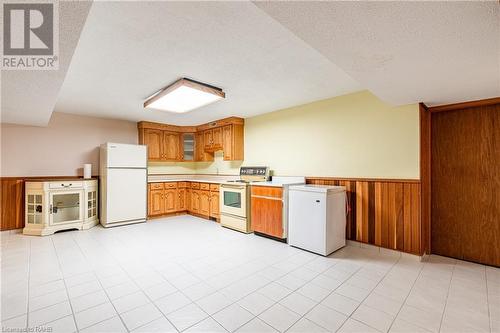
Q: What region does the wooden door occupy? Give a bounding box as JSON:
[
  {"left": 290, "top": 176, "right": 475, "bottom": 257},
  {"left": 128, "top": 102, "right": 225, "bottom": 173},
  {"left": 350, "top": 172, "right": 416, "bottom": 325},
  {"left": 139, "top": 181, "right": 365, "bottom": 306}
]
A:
[
  {"left": 431, "top": 104, "right": 500, "bottom": 266},
  {"left": 204, "top": 130, "right": 213, "bottom": 150},
  {"left": 177, "top": 188, "right": 186, "bottom": 211},
  {"left": 164, "top": 189, "right": 177, "bottom": 213},
  {"left": 212, "top": 127, "right": 223, "bottom": 150},
  {"left": 222, "top": 125, "right": 232, "bottom": 160},
  {"left": 144, "top": 129, "right": 163, "bottom": 161},
  {"left": 199, "top": 191, "right": 210, "bottom": 217},
  {"left": 148, "top": 188, "right": 164, "bottom": 216},
  {"left": 164, "top": 132, "right": 180, "bottom": 160},
  {"left": 191, "top": 190, "right": 200, "bottom": 214},
  {"left": 186, "top": 188, "right": 192, "bottom": 212},
  {"left": 210, "top": 191, "right": 219, "bottom": 219}
]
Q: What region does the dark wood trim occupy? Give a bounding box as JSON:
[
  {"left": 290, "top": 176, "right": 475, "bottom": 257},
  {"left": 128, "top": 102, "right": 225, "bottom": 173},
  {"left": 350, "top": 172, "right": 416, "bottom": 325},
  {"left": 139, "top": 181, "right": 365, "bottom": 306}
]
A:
[
  {"left": 427, "top": 97, "right": 500, "bottom": 113},
  {"left": 143, "top": 78, "right": 225, "bottom": 109},
  {"left": 306, "top": 177, "right": 420, "bottom": 184},
  {"left": 419, "top": 103, "right": 431, "bottom": 255},
  {"left": 195, "top": 117, "right": 244, "bottom": 132}
]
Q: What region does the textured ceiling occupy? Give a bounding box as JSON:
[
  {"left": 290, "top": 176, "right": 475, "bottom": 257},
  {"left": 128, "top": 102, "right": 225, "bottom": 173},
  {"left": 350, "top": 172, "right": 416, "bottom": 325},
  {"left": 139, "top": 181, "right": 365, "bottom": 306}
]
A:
[
  {"left": 1, "top": 1, "right": 92, "bottom": 126},
  {"left": 53, "top": 1, "right": 360, "bottom": 126},
  {"left": 254, "top": 1, "right": 500, "bottom": 106}
]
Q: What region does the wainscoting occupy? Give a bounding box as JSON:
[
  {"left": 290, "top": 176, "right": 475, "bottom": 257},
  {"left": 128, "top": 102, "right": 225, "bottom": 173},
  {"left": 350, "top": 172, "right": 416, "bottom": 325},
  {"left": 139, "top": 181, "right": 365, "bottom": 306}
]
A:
[{"left": 306, "top": 178, "right": 422, "bottom": 255}]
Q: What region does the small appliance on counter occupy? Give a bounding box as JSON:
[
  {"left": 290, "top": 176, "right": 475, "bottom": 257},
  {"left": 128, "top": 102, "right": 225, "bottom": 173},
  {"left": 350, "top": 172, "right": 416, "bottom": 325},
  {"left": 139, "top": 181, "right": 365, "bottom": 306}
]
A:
[
  {"left": 288, "top": 185, "right": 346, "bottom": 256},
  {"left": 250, "top": 176, "right": 305, "bottom": 241},
  {"left": 219, "top": 166, "right": 269, "bottom": 233},
  {"left": 100, "top": 143, "right": 147, "bottom": 227}
]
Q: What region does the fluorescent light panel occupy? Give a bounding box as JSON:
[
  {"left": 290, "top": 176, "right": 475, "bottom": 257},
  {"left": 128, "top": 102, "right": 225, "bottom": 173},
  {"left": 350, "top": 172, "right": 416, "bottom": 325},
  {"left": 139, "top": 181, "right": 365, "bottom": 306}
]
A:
[{"left": 144, "top": 78, "right": 224, "bottom": 113}]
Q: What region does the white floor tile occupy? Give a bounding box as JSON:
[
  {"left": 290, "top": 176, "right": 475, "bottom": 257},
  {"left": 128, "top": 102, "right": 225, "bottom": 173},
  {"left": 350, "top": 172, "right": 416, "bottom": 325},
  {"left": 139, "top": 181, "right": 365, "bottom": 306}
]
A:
[
  {"left": 296, "top": 282, "right": 331, "bottom": 302},
  {"left": 80, "top": 316, "right": 127, "bottom": 333},
  {"left": 352, "top": 304, "right": 394, "bottom": 333},
  {"left": 279, "top": 292, "right": 317, "bottom": 315},
  {"left": 213, "top": 303, "right": 254, "bottom": 332},
  {"left": 305, "top": 304, "right": 348, "bottom": 332},
  {"left": 321, "top": 292, "right": 360, "bottom": 316},
  {"left": 45, "top": 315, "right": 77, "bottom": 333},
  {"left": 70, "top": 290, "right": 108, "bottom": 313},
  {"left": 74, "top": 302, "right": 117, "bottom": 330},
  {"left": 363, "top": 292, "right": 403, "bottom": 317},
  {"left": 258, "top": 282, "right": 292, "bottom": 302},
  {"left": 336, "top": 283, "right": 372, "bottom": 302},
  {"left": 238, "top": 292, "right": 275, "bottom": 316},
  {"left": 185, "top": 317, "right": 227, "bottom": 332},
  {"left": 338, "top": 318, "right": 379, "bottom": 333},
  {"left": 259, "top": 303, "right": 301, "bottom": 332},
  {"left": 183, "top": 282, "right": 217, "bottom": 301},
  {"left": 155, "top": 291, "right": 192, "bottom": 315},
  {"left": 196, "top": 291, "right": 233, "bottom": 315},
  {"left": 28, "top": 301, "right": 72, "bottom": 327},
  {"left": 1, "top": 314, "right": 27, "bottom": 331},
  {"left": 389, "top": 318, "right": 432, "bottom": 333},
  {"left": 167, "top": 303, "right": 208, "bottom": 331},
  {"left": 396, "top": 305, "right": 442, "bottom": 333},
  {"left": 288, "top": 318, "right": 329, "bottom": 333},
  {"left": 120, "top": 302, "right": 163, "bottom": 331},
  {"left": 236, "top": 318, "right": 278, "bottom": 332},
  {"left": 29, "top": 289, "right": 68, "bottom": 312},
  {"left": 143, "top": 281, "right": 177, "bottom": 301},
  {"left": 133, "top": 317, "right": 177, "bottom": 332},
  {"left": 112, "top": 291, "right": 150, "bottom": 313},
  {"left": 105, "top": 281, "right": 140, "bottom": 300}
]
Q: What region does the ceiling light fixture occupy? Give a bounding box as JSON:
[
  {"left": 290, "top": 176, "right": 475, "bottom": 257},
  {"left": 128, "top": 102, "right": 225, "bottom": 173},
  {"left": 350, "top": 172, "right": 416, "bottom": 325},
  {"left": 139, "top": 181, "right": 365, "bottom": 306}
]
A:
[{"left": 144, "top": 78, "right": 225, "bottom": 113}]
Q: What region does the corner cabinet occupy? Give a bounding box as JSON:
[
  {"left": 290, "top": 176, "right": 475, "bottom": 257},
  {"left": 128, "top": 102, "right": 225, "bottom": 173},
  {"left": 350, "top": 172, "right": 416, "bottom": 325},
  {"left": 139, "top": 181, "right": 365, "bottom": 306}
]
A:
[
  {"left": 23, "top": 179, "right": 99, "bottom": 236},
  {"left": 138, "top": 117, "right": 244, "bottom": 162}
]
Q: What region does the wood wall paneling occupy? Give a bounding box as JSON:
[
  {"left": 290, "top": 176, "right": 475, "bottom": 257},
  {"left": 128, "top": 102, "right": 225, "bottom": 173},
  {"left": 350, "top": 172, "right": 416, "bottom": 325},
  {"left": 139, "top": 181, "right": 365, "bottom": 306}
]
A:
[{"left": 306, "top": 178, "right": 422, "bottom": 255}]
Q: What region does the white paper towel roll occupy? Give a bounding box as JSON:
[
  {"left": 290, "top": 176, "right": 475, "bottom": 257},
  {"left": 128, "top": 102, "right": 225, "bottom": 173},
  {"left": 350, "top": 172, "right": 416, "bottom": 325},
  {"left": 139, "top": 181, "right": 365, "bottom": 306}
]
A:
[{"left": 84, "top": 164, "right": 92, "bottom": 179}]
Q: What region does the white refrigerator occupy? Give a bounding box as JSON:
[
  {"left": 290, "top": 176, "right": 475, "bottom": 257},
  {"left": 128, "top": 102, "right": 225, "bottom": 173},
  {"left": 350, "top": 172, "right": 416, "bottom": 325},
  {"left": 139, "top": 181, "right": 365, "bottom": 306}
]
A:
[
  {"left": 100, "top": 143, "right": 147, "bottom": 227},
  {"left": 288, "top": 185, "right": 346, "bottom": 256}
]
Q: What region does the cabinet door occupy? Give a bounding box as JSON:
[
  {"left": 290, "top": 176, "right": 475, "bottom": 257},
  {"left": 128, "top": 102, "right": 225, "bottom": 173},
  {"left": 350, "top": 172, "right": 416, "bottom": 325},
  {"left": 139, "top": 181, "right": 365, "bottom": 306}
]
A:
[
  {"left": 177, "top": 188, "right": 186, "bottom": 211},
  {"left": 149, "top": 188, "right": 164, "bottom": 216},
  {"left": 164, "top": 132, "right": 180, "bottom": 160},
  {"left": 210, "top": 191, "right": 219, "bottom": 219},
  {"left": 212, "top": 127, "right": 223, "bottom": 150},
  {"left": 204, "top": 130, "right": 213, "bottom": 150},
  {"left": 49, "top": 191, "right": 82, "bottom": 225},
  {"left": 199, "top": 191, "right": 210, "bottom": 217},
  {"left": 182, "top": 133, "right": 195, "bottom": 161},
  {"left": 144, "top": 129, "right": 163, "bottom": 161},
  {"left": 186, "top": 188, "right": 192, "bottom": 212},
  {"left": 192, "top": 190, "right": 200, "bottom": 214},
  {"left": 164, "top": 189, "right": 177, "bottom": 213},
  {"left": 222, "top": 125, "right": 233, "bottom": 160},
  {"left": 251, "top": 197, "right": 283, "bottom": 238},
  {"left": 195, "top": 132, "right": 213, "bottom": 162}
]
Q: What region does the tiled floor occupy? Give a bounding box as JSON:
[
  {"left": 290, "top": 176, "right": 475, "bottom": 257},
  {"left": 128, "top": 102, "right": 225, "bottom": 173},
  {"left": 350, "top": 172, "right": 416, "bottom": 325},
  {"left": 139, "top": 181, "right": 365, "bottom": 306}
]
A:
[{"left": 1, "top": 215, "right": 499, "bottom": 333}]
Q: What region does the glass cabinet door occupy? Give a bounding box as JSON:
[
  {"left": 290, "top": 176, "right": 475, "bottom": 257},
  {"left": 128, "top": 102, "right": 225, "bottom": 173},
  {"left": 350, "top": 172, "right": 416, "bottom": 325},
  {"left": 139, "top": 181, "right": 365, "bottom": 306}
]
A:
[
  {"left": 50, "top": 192, "right": 81, "bottom": 224},
  {"left": 183, "top": 133, "right": 194, "bottom": 161},
  {"left": 87, "top": 190, "right": 97, "bottom": 219},
  {"left": 27, "top": 194, "right": 43, "bottom": 224}
]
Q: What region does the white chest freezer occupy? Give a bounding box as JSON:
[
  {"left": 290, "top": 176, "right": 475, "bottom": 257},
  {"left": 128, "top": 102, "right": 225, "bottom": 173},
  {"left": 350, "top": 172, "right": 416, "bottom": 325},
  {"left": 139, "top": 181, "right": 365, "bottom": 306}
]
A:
[{"left": 288, "top": 185, "right": 346, "bottom": 256}]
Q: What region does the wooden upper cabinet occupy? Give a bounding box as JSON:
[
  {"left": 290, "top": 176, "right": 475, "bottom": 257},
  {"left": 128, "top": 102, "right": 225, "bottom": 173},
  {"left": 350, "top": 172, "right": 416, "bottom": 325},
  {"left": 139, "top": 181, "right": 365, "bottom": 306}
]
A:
[
  {"left": 144, "top": 129, "right": 163, "bottom": 161},
  {"left": 138, "top": 118, "right": 243, "bottom": 162},
  {"left": 222, "top": 124, "right": 244, "bottom": 161},
  {"left": 163, "top": 132, "right": 180, "bottom": 161}
]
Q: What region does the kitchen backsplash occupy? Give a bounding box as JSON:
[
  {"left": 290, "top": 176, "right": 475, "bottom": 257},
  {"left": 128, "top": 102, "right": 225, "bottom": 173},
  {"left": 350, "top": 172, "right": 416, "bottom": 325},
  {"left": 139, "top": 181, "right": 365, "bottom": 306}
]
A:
[{"left": 148, "top": 151, "right": 242, "bottom": 175}]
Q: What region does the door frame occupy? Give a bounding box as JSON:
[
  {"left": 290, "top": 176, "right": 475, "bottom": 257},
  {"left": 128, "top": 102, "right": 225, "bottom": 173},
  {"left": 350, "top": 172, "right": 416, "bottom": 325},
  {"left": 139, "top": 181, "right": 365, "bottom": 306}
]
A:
[{"left": 419, "top": 97, "right": 500, "bottom": 256}]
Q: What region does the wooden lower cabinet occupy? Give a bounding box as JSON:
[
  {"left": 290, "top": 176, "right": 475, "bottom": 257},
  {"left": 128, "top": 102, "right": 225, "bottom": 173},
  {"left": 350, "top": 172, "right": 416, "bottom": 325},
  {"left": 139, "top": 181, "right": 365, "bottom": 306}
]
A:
[
  {"left": 250, "top": 186, "right": 284, "bottom": 238},
  {"left": 210, "top": 191, "right": 219, "bottom": 219},
  {"left": 199, "top": 190, "right": 210, "bottom": 217},
  {"left": 148, "top": 182, "right": 221, "bottom": 222}
]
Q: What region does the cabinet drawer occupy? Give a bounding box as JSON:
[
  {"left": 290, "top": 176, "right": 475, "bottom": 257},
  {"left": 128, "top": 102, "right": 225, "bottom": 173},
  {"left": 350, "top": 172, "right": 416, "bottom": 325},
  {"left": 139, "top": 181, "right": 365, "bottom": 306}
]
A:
[
  {"left": 210, "top": 184, "right": 220, "bottom": 192},
  {"left": 251, "top": 186, "right": 283, "bottom": 198},
  {"left": 149, "top": 183, "right": 164, "bottom": 190},
  {"left": 164, "top": 182, "right": 177, "bottom": 188},
  {"left": 178, "top": 182, "right": 188, "bottom": 188},
  {"left": 191, "top": 182, "right": 200, "bottom": 189},
  {"left": 200, "top": 183, "right": 210, "bottom": 191},
  {"left": 49, "top": 182, "right": 83, "bottom": 189}
]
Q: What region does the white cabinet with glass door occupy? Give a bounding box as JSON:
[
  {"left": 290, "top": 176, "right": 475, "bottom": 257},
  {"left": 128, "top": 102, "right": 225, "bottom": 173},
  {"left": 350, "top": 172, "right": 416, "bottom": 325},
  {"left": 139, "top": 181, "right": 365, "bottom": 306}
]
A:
[{"left": 23, "top": 179, "right": 99, "bottom": 236}]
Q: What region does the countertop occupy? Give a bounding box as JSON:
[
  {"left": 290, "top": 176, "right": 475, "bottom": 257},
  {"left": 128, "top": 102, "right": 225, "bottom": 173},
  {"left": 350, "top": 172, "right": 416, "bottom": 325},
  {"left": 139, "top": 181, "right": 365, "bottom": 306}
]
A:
[
  {"left": 148, "top": 174, "right": 239, "bottom": 184},
  {"left": 249, "top": 176, "right": 306, "bottom": 188}
]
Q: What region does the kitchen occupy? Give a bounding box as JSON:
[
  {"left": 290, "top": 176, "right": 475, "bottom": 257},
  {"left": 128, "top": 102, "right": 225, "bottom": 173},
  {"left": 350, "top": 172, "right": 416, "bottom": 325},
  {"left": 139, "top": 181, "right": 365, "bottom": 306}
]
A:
[{"left": 1, "top": 2, "right": 499, "bottom": 333}]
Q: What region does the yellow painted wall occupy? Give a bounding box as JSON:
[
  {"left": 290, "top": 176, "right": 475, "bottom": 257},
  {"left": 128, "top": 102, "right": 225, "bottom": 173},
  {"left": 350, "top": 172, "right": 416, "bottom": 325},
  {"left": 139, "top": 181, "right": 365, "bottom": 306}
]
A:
[{"left": 148, "top": 90, "right": 420, "bottom": 179}]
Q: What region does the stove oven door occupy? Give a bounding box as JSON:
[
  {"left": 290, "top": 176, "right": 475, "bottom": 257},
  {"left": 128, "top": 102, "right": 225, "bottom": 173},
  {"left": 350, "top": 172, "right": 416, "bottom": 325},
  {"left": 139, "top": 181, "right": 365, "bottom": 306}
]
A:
[{"left": 220, "top": 184, "right": 246, "bottom": 217}]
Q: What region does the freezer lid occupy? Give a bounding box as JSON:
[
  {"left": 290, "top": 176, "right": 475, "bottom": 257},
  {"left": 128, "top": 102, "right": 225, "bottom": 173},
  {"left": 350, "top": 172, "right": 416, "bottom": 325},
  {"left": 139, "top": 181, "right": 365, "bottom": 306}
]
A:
[
  {"left": 289, "top": 184, "right": 346, "bottom": 193},
  {"left": 102, "top": 143, "right": 147, "bottom": 168}
]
